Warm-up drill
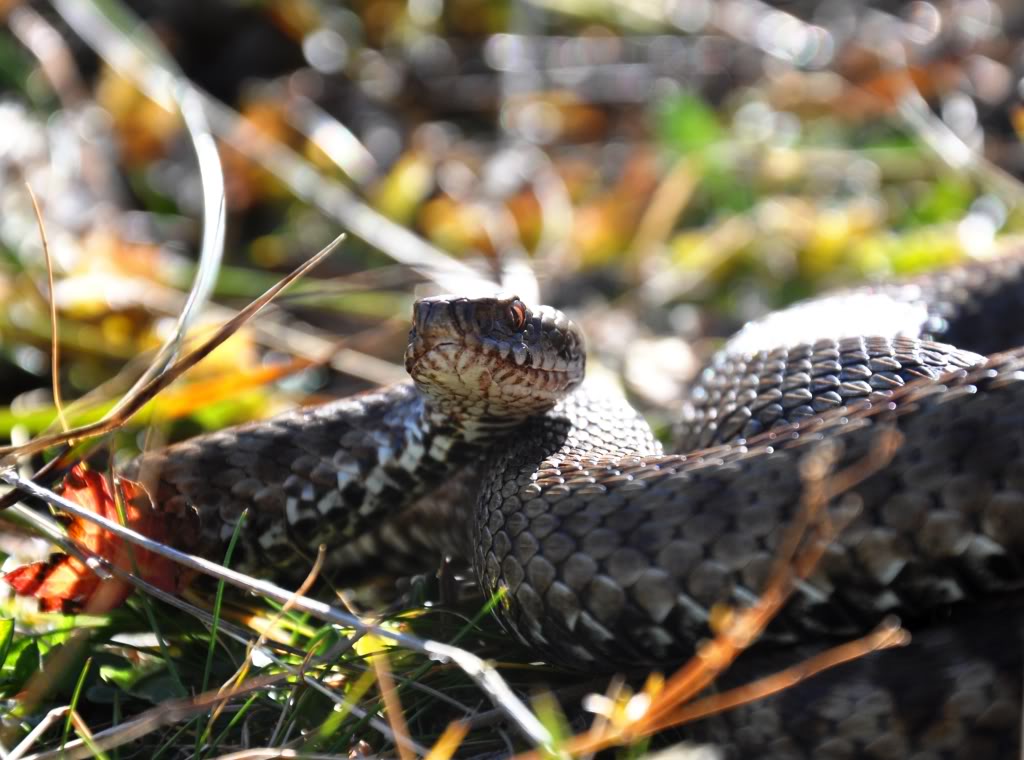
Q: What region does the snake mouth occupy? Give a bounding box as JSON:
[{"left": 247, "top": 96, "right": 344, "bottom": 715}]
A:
[
  {"left": 404, "top": 340, "right": 464, "bottom": 378},
  {"left": 477, "top": 339, "right": 580, "bottom": 376},
  {"left": 406, "top": 340, "right": 582, "bottom": 382}
]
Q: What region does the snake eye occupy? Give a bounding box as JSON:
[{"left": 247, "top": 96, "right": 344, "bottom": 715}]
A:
[{"left": 510, "top": 301, "right": 527, "bottom": 331}]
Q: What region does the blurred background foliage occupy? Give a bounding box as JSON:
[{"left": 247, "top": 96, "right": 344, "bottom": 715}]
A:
[
  {"left": 0, "top": 0, "right": 1019, "bottom": 446},
  {"left": 0, "top": 0, "right": 1022, "bottom": 443},
  {"left": 2, "top": 0, "right": 1024, "bottom": 755}
]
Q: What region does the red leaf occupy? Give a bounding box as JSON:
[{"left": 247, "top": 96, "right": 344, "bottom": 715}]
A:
[{"left": 3, "top": 465, "right": 193, "bottom": 613}]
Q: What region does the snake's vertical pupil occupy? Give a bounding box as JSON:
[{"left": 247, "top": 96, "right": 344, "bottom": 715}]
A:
[{"left": 511, "top": 301, "right": 527, "bottom": 330}]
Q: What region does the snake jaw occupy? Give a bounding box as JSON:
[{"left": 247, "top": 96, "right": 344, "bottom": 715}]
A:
[{"left": 406, "top": 294, "right": 585, "bottom": 429}]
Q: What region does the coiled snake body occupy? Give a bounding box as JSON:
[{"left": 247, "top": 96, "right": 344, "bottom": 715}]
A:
[{"left": 131, "top": 253, "right": 1024, "bottom": 757}]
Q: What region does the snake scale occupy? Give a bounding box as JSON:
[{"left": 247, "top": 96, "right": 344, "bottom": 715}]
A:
[{"left": 126, "top": 251, "right": 1024, "bottom": 758}]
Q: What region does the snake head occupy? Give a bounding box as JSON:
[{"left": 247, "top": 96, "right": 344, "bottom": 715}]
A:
[{"left": 405, "top": 294, "right": 585, "bottom": 429}]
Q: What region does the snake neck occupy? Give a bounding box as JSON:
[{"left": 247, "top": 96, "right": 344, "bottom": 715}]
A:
[
  {"left": 130, "top": 382, "right": 505, "bottom": 578},
  {"left": 420, "top": 398, "right": 536, "bottom": 444},
  {"left": 389, "top": 391, "right": 527, "bottom": 497}
]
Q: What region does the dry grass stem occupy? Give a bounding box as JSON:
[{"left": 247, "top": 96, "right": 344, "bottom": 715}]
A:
[
  {"left": 25, "top": 183, "right": 68, "bottom": 433},
  {"left": 20, "top": 675, "right": 293, "bottom": 760},
  {"left": 424, "top": 720, "right": 472, "bottom": 760},
  {"left": 373, "top": 650, "right": 415, "bottom": 760},
  {"left": 0, "top": 233, "right": 345, "bottom": 461}
]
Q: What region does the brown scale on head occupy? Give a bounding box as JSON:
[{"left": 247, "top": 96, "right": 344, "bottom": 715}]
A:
[{"left": 405, "top": 294, "right": 585, "bottom": 430}]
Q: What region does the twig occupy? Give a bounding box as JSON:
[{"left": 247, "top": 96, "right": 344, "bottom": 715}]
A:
[
  {"left": 19, "top": 675, "right": 291, "bottom": 760},
  {"left": 282, "top": 87, "right": 379, "bottom": 187},
  {"left": 644, "top": 620, "right": 908, "bottom": 731},
  {"left": 14, "top": 0, "right": 226, "bottom": 394},
  {"left": 24, "top": 183, "right": 67, "bottom": 433},
  {"left": 7, "top": 707, "right": 72, "bottom": 760},
  {"left": 0, "top": 455, "right": 70, "bottom": 513},
  {"left": 424, "top": 721, "right": 470, "bottom": 760},
  {"left": 372, "top": 650, "right": 415, "bottom": 760},
  {"left": 206, "top": 751, "right": 367, "bottom": 760},
  {"left": 887, "top": 45, "right": 1024, "bottom": 209}
]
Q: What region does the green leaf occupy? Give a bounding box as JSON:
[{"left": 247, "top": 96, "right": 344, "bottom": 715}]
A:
[
  {"left": 0, "top": 618, "right": 13, "bottom": 667},
  {"left": 655, "top": 92, "right": 723, "bottom": 155},
  {"left": 7, "top": 639, "right": 39, "bottom": 691},
  {"left": 62, "top": 657, "right": 93, "bottom": 751},
  {"left": 130, "top": 672, "right": 190, "bottom": 704},
  {"left": 908, "top": 175, "right": 974, "bottom": 226},
  {"left": 99, "top": 662, "right": 139, "bottom": 692},
  {"left": 0, "top": 35, "right": 36, "bottom": 95},
  {"left": 701, "top": 156, "right": 756, "bottom": 214}
]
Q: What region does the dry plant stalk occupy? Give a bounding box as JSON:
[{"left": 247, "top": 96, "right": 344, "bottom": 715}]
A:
[
  {"left": 424, "top": 720, "right": 471, "bottom": 760},
  {"left": 25, "top": 183, "right": 68, "bottom": 433},
  {"left": 18, "top": 674, "right": 295, "bottom": 760},
  {"left": 372, "top": 649, "right": 415, "bottom": 760},
  {"left": 0, "top": 233, "right": 345, "bottom": 463},
  {"left": 6, "top": 705, "right": 97, "bottom": 760}
]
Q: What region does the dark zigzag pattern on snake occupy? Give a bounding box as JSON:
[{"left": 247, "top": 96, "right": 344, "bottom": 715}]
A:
[{"left": 128, "top": 251, "right": 1024, "bottom": 758}]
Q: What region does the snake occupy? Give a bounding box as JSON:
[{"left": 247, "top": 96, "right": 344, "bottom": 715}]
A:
[{"left": 126, "top": 251, "right": 1024, "bottom": 757}]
